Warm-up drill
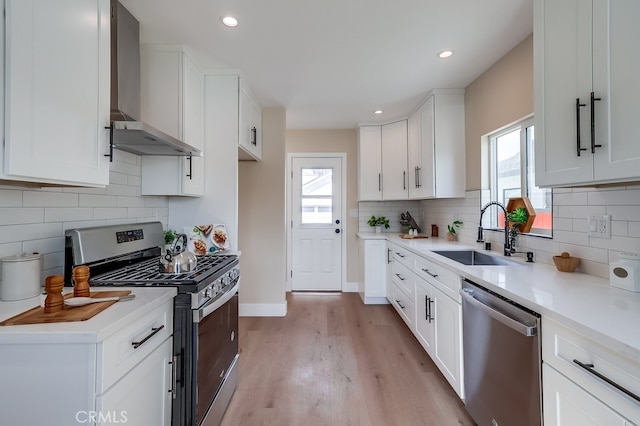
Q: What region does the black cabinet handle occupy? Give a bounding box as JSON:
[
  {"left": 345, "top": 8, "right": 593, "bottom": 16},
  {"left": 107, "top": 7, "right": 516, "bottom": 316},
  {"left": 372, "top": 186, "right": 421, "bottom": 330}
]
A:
[
  {"left": 104, "top": 123, "right": 114, "bottom": 162},
  {"left": 378, "top": 173, "right": 381, "bottom": 192},
  {"left": 425, "top": 295, "right": 429, "bottom": 321},
  {"left": 186, "top": 156, "right": 193, "bottom": 180},
  {"left": 395, "top": 300, "right": 405, "bottom": 309},
  {"left": 421, "top": 268, "right": 438, "bottom": 278},
  {"left": 416, "top": 166, "right": 421, "bottom": 188},
  {"left": 403, "top": 171, "right": 406, "bottom": 190},
  {"left": 132, "top": 325, "right": 165, "bottom": 349},
  {"left": 427, "top": 296, "right": 434, "bottom": 323},
  {"left": 575, "top": 98, "right": 587, "bottom": 156},
  {"left": 394, "top": 273, "right": 405, "bottom": 281},
  {"left": 251, "top": 126, "right": 257, "bottom": 146},
  {"left": 387, "top": 248, "right": 392, "bottom": 264},
  {"left": 573, "top": 359, "right": 640, "bottom": 402},
  {"left": 590, "top": 92, "right": 602, "bottom": 153}
]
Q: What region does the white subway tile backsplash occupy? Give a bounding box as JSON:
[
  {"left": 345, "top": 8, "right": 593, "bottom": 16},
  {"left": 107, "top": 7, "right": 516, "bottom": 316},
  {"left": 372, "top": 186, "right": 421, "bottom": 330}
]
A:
[
  {"left": 0, "top": 155, "right": 169, "bottom": 278},
  {"left": 588, "top": 189, "right": 640, "bottom": 205},
  {"left": 79, "top": 194, "right": 118, "bottom": 208},
  {"left": 0, "top": 190, "right": 22, "bottom": 207},
  {"left": 553, "top": 191, "right": 588, "bottom": 206},
  {"left": 557, "top": 204, "right": 605, "bottom": 218},
  {"left": 552, "top": 217, "right": 573, "bottom": 231},
  {"left": 629, "top": 222, "right": 640, "bottom": 238},
  {"left": 605, "top": 205, "right": 640, "bottom": 222},
  {"left": 23, "top": 191, "right": 78, "bottom": 207},
  {"left": 0, "top": 208, "right": 44, "bottom": 225},
  {"left": 45, "top": 208, "right": 94, "bottom": 222}
]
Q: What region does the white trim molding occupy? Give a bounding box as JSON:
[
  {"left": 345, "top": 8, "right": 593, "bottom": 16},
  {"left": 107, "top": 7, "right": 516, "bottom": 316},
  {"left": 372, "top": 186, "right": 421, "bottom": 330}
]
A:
[{"left": 239, "top": 302, "right": 287, "bottom": 317}]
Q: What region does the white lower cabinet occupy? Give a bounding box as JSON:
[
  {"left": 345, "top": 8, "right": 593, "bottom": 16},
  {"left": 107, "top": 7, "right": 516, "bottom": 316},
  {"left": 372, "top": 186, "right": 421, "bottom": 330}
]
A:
[
  {"left": 387, "top": 243, "right": 464, "bottom": 398},
  {"left": 0, "top": 298, "right": 174, "bottom": 425},
  {"left": 98, "top": 338, "right": 173, "bottom": 426},
  {"left": 414, "top": 274, "right": 463, "bottom": 398},
  {"left": 542, "top": 316, "right": 640, "bottom": 425},
  {"left": 358, "top": 238, "right": 389, "bottom": 304},
  {"left": 543, "top": 364, "right": 631, "bottom": 426}
]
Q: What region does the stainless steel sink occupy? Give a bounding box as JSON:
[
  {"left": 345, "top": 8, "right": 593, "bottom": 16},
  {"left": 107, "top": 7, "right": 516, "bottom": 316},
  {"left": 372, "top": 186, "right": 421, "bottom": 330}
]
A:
[{"left": 433, "top": 250, "right": 519, "bottom": 266}]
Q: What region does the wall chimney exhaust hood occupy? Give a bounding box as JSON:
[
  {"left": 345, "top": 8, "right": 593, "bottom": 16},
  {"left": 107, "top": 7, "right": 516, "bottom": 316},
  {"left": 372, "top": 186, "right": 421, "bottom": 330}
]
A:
[{"left": 108, "top": 0, "right": 202, "bottom": 157}]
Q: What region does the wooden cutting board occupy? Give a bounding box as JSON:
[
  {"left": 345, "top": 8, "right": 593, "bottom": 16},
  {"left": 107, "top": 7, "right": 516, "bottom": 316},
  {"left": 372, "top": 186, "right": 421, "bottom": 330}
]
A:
[
  {"left": 400, "top": 234, "right": 429, "bottom": 239},
  {"left": 0, "top": 290, "right": 132, "bottom": 326}
]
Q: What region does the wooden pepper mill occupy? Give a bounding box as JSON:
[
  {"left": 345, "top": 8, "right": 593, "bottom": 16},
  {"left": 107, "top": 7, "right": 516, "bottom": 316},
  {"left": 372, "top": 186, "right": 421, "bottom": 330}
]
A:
[
  {"left": 72, "top": 265, "right": 91, "bottom": 298},
  {"left": 44, "top": 275, "right": 65, "bottom": 313}
]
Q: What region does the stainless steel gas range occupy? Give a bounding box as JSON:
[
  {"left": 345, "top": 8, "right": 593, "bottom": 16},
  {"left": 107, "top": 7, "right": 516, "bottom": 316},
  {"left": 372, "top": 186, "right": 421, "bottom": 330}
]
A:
[{"left": 64, "top": 222, "right": 239, "bottom": 426}]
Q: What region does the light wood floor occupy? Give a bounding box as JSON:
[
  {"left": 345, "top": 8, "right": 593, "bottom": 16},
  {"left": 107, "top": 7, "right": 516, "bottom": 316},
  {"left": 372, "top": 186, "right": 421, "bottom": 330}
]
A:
[{"left": 221, "top": 292, "right": 475, "bottom": 426}]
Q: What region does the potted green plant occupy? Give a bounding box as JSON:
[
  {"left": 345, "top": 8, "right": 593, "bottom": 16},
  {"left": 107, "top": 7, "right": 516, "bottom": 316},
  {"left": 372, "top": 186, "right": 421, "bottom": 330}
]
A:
[
  {"left": 446, "top": 220, "right": 463, "bottom": 241},
  {"left": 507, "top": 207, "right": 529, "bottom": 248},
  {"left": 368, "top": 215, "right": 390, "bottom": 233},
  {"left": 164, "top": 229, "right": 177, "bottom": 251}
]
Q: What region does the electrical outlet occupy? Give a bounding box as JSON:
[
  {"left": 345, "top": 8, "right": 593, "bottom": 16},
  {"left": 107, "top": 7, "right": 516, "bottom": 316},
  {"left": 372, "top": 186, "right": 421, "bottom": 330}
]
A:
[{"left": 588, "top": 214, "right": 611, "bottom": 239}]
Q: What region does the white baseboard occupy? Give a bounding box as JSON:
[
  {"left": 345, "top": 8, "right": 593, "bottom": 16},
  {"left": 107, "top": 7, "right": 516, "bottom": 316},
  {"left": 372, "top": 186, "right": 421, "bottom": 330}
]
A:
[
  {"left": 239, "top": 301, "right": 287, "bottom": 317},
  {"left": 343, "top": 281, "right": 358, "bottom": 292}
]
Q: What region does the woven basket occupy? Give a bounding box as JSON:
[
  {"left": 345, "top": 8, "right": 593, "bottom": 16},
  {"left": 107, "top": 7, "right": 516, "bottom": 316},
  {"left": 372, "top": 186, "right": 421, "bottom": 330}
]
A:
[{"left": 553, "top": 252, "right": 580, "bottom": 272}]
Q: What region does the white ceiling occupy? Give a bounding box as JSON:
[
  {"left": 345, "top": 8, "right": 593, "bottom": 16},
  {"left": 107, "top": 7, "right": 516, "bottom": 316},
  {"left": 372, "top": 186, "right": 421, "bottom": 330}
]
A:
[{"left": 121, "top": 0, "right": 533, "bottom": 129}]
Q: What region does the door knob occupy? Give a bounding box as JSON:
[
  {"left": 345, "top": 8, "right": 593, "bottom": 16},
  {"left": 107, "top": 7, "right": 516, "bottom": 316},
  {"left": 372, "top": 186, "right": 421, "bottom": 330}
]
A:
[{"left": 335, "top": 229, "right": 341, "bottom": 234}]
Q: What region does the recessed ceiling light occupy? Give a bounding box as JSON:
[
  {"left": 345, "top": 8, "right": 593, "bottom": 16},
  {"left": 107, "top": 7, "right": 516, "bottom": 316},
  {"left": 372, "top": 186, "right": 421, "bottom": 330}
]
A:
[
  {"left": 374, "top": 110, "right": 383, "bottom": 115},
  {"left": 437, "top": 50, "right": 454, "bottom": 59},
  {"left": 221, "top": 16, "right": 238, "bottom": 27}
]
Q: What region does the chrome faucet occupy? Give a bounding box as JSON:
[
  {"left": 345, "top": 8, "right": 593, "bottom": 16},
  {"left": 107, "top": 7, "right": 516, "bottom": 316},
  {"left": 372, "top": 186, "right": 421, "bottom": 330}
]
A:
[{"left": 477, "top": 201, "right": 512, "bottom": 256}]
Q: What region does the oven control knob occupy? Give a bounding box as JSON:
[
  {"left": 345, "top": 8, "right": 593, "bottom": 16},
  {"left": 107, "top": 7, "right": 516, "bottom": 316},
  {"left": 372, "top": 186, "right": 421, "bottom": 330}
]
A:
[
  {"left": 222, "top": 276, "right": 231, "bottom": 286},
  {"left": 204, "top": 288, "right": 212, "bottom": 299}
]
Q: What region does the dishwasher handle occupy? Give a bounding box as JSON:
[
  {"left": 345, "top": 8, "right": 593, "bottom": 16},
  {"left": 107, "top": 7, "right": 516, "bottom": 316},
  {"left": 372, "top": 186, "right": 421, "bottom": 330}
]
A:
[{"left": 460, "top": 288, "right": 537, "bottom": 337}]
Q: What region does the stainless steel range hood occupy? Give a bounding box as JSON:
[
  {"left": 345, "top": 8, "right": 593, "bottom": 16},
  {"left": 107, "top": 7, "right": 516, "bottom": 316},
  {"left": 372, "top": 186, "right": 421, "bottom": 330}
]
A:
[{"left": 109, "top": 0, "right": 202, "bottom": 157}]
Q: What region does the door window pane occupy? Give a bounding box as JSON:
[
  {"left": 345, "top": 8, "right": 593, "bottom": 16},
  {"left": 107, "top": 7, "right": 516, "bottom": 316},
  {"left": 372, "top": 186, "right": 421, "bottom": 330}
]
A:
[{"left": 301, "top": 168, "right": 332, "bottom": 224}]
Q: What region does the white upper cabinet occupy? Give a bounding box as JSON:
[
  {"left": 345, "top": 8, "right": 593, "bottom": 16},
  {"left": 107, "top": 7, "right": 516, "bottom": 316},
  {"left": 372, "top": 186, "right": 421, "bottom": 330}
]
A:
[
  {"left": 140, "top": 45, "right": 204, "bottom": 196},
  {"left": 357, "top": 126, "right": 383, "bottom": 201},
  {"left": 381, "top": 120, "right": 409, "bottom": 200},
  {"left": 238, "top": 78, "right": 262, "bottom": 161},
  {"left": 1, "top": 0, "right": 110, "bottom": 187},
  {"left": 535, "top": 0, "right": 640, "bottom": 187},
  {"left": 408, "top": 90, "right": 465, "bottom": 199}
]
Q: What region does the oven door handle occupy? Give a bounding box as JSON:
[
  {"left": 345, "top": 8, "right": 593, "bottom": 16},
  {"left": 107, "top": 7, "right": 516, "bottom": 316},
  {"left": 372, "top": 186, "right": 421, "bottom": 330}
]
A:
[{"left": 194, "top": 279, "right": 240, "bottom": 323}]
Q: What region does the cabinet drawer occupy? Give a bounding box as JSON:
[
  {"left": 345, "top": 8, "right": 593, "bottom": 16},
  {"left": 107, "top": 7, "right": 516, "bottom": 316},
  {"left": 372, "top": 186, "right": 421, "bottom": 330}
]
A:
[
  {"left": 391, "top": 245, "right": 413, "bottom": 268},
  {"left": 391, "top": 283, "right": 414, "bottom": 330},
  {"left": 414, "top": 255, "right": 461, "bottom": 302},
  {"left": 542, "top": 317, "right": 640, "bottom": 423},
  {"left": 392, "top": 260, "right": 414, "bottom": 299},
  {"left": 99, "top": 300, "right": 174, "bottom": 393}
]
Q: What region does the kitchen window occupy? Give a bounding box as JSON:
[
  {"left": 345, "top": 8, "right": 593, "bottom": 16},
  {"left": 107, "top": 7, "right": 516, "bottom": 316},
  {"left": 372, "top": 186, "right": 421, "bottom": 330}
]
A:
[{"left": 485, "top": 116, "right": 552, "bottom": 237}]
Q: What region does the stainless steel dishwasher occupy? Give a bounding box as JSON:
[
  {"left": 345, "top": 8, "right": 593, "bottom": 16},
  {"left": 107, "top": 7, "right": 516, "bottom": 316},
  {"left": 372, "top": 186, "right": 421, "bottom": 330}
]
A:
[{"left": 460, "top": 279, "right": 542, "bottom": 426}]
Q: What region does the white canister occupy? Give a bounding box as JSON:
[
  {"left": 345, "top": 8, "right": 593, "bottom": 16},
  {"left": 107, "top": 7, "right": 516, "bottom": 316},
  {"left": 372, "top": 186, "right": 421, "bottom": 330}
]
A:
[
  {"left": 610, "top": 252, "right": 640, "bottom": 293},
  {"left": 1, "top": 253, "right": 42, "bottom": 301}
]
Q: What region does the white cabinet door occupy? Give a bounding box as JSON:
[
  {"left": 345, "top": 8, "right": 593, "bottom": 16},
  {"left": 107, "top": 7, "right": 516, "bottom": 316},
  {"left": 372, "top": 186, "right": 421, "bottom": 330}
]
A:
[
  {"left": 543, "top": 364, "right": 631, "bottom": 426},
  {"left": 431, "top": 285, "right": 463, "bottom": 397},
  {"left": 408, "top": 98, "right": 435, "bottom": 199},
  {"left": 2, "top": 0, "right": 110, "bottom": 186},
  {"left": 385, "top": 242, "right": 394, "bottom": 301},
  {"left": 381, "top": 120, "right": 408, "bottom": 200},
  {"left": 238, "top": 78, "right": 262, "bottom": 161},
  {"left": 97, "top": 338, "right": 173, "bottom": 426},
  {"left": 357, "top": 126, "right": 382, "bottom": 200},
  {"left": 535, "top": 0, "right": 640, "bottom": 187},
  {"left": 140, "top": 47, "right": 204, "bottom": 196},
  {"left": 359, "top": 239, "right": 388, "bottom": 304},
  {"left": 414, "top": 278, "right": 435, "bottom": 355}
]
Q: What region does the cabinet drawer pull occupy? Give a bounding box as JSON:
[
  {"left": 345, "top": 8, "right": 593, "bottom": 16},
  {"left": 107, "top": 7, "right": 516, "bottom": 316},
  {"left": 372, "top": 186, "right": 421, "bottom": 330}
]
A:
[
  {"left": 387, "top": 248, "right": 392, "bottom": 264},
  {"left": 186, "top": 155, "right": 193, "bottom": 180},
  {"left": 104, "top": 123, "right": 114, "bottom": 163},
  {"left": 403, "top": 171, "right": 407, "bottom": 190},
  {"left": 395, "top": 300, "right": 405, "bottom": 309},
  {"left": 169, "top": 355, "right": 177, "bottom": 399},
  {"left": 416, "top": 166, "right": 421, "bottom": 188},
  {"left": 590, "top": 92, "right": 602, "bottom": 153},
  {"left": 378, "top": 173, "right": 381, "bottom": 192},
  {"left": 394, "top": 273, "right": 405, "bottom": 281},
  {"left": 131, "top": 325, "right": 165, "bottom": 349},
  {"left": 575, "top": 98, "right": 587, "bottom": 156},
  {"left": 573, "top": 359, "right": 640, "bottom": 403},
  {"left": 427, "top": 297, "right": 434, "bottom": 323},
  {"left": 395, "top": 252, "right": 405, "bottom": 258},
  {"left": 251, "top": 126, "right": 257, "bottom": 146},
  {"left": 421, "top": 268, "right": 438, "bottom": 278}
]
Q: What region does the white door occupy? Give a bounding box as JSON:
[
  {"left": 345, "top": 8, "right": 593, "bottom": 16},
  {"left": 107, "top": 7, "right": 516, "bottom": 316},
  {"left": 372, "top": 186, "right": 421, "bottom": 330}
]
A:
[{"left": 291, "top": 157, "right": 343, "bottom": 291}]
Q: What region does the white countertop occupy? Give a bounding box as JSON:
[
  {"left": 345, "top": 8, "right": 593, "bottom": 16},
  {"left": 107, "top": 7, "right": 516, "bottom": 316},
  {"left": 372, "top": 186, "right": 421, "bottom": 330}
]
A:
[
  {"left": 0, "top": 287, "right": 177, "bottom": 345},
  {"left": 359, "top": 232, "right": 640, "bottom": 362}
]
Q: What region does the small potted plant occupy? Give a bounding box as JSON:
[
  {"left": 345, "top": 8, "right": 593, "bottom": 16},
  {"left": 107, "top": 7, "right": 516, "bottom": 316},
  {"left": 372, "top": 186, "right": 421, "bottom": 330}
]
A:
[
  {"left": 164, "top": 229, "right": 177, "bottom": 252},
  {"left": 368, "top": 215, "right": 390, "bottom": 233},
  {"left": 507, "top": 207, "right": 529, "bottom": 248},
  {"left": 446, "top": 220, "right": 463, "bottom": 241}
]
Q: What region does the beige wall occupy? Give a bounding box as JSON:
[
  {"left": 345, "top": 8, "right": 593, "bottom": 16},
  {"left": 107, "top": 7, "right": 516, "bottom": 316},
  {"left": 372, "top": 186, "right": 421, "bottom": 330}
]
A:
[
  {"left": 465, "top": 34, "right": 534, "bottom": 190},
  {"left": 238, "top": 107, "right": 287, "bottom": 308},
  {"left": 286, "top": 129, "right": 359, "bottom": 284}
]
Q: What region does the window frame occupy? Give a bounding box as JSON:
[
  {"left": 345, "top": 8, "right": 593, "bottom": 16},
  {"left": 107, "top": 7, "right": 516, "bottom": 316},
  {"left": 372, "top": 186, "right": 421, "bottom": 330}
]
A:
[{"left": 485, "top": 116, "right": 552, "bottom": 238}]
